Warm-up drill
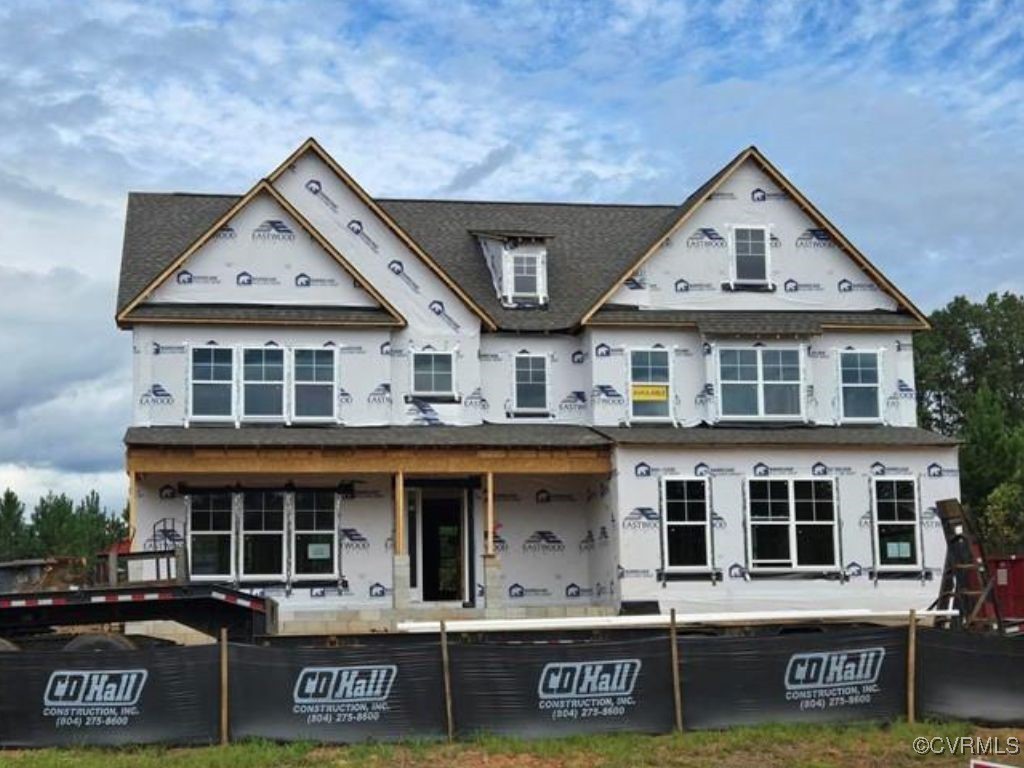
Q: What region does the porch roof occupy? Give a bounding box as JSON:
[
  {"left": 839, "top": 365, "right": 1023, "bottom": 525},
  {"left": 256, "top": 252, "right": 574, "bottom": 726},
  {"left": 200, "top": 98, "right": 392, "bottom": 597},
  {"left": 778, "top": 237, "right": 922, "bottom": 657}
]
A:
[{"left": 125, "top": 424, "right": 611, "bottom": 449}]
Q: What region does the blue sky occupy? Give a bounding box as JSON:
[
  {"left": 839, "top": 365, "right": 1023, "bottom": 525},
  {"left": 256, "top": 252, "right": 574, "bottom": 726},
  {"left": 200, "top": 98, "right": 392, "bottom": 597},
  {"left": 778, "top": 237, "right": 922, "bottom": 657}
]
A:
[{"left": 0, "top": 0, "right": 1021, "bottom": 511}]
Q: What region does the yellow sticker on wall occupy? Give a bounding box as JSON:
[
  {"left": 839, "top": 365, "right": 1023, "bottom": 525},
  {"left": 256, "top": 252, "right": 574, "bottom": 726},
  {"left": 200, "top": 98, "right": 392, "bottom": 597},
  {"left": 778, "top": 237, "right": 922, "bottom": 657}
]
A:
[{"left": 631, "top": 384, "right": 669, "bottom": 402}]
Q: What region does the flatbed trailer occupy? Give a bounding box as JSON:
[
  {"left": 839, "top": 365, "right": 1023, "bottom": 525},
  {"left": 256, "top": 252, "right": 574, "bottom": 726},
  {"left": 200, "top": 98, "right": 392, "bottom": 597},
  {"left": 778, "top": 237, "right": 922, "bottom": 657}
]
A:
[{"left": 0, "top": 582, "right": 266, "bottom": 648}]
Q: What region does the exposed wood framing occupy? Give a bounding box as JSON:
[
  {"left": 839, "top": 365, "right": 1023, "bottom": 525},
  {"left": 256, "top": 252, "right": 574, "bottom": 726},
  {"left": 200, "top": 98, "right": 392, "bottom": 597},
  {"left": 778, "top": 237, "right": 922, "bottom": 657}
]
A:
[
  {"left": 394, "top": 471, "right": 406, "bottom": 556},
  {"left": 127, "top": 446, "right": 612, "bottom": 476}
]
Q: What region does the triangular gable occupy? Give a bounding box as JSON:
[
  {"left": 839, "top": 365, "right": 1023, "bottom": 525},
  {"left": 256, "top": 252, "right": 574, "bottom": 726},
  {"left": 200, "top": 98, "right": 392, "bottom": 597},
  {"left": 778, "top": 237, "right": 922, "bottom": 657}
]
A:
[
  {"left": 117, "top": 180, "right": 406, "bottom": 327},
  {"left": 579, "top": 146, "right": 929, "bottom": 328},
  {"left": 267, "top": 138, "right": 498, "bottom": 331}
]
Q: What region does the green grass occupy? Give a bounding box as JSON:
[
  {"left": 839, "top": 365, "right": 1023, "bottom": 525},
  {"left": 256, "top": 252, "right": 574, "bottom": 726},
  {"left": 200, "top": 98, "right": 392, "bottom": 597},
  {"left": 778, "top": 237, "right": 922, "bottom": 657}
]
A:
[{"left": 4, "top": 721, "right": 1023, "bottom": 768}]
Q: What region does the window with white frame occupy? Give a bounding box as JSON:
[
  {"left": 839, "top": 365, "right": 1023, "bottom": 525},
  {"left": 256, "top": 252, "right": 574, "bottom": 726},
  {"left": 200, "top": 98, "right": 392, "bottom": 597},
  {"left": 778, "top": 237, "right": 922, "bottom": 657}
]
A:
[
  {"left": 189, "top": 492, "right": 233, "bottom": 578},
  {"left": 514, "top": 355, "right": 547, "bottom": 412},
  {"left": 873, "top": 479, "right": 918, "bottom": 568},
  {"left": 663, "top": 478, "right": 710, "bottom": 568},
  {"left": 243, "top": 348, "right": 284, "bottom": 418},
  {"left": 191, "top": 347, "right": 234, "bottom": 419},
  {"left": 411, "top": 351, "right": 455, "bottom": 397},
  {"left": 293, "top": 349, "right": 336, "bottom": 420},
  {"left": 293, "top": 490, "right": 336, "bottom": 578},
  {"left": 719, "top": 348, "right": 801, "bottom": 418},
  {"left": 630, "top": 349, "right": 671, "bottom": 420},
  {"left": 733, "top": 227, "right": 768, "bottom": 283},
  {"left": 241, "top": 491, "right": 285, "bottom": 578},
  {"left": 512, "top": 253, "right": 539, "bottom": 299},
  {"left": 748, "top": 479, "right": 836, "bottom": 570},
  {"left": 840, "top": 351, "right": 881, "bottom": 421}
]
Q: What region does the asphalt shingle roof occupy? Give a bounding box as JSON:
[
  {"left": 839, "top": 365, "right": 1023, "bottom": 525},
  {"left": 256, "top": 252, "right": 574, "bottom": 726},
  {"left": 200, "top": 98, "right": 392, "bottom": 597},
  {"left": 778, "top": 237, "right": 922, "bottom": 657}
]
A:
[
  {"left": 588, "top": 307, "right": 923, "bottom": 334},
  {"left": 125, "top": 424, "right": 956, "bottom": 449},
  {"left": 123, "top": 303, "right": 402, "bottom": 325},
  {"left": 116, "top": 178, "right": 920, "bottom": 332}
]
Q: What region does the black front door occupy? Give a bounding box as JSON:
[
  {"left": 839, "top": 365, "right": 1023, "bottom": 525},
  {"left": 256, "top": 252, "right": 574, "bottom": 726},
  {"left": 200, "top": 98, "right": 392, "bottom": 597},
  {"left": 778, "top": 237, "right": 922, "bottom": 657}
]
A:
[{"left": 421, "top": 496, "right": 463, "bottom": 602}]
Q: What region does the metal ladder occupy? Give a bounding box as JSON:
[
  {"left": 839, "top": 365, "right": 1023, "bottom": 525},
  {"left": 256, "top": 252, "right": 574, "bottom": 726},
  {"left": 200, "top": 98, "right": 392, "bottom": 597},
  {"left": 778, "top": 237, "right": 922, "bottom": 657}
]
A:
[{"left": 930, "top": 498, "right": 1013, "bottom": 634}]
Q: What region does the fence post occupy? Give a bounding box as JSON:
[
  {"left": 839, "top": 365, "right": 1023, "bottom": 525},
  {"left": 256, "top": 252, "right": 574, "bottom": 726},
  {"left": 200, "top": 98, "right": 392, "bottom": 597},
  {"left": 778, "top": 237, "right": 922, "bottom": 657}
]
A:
[
  {"left": 670, "top": 608, "right": 683, "bottom": 733},
  {"left": 440, "top": 620, "right": 454, "bottom": 743},
  {"left": 906, "top": 609, "right": 917, "bottom": 724},
  {"left": 219, "top": 626, "right": 230, "bottom": 745}
]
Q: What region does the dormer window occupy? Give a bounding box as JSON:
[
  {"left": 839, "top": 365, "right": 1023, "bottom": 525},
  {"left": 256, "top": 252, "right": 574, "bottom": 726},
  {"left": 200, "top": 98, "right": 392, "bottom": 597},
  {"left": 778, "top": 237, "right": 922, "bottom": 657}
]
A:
[
  {"left": 475, "top": 231, "right": 549, "bottom": 308},
  {"left": 512, "top": 253, "right": 540, "bottom": 300}
]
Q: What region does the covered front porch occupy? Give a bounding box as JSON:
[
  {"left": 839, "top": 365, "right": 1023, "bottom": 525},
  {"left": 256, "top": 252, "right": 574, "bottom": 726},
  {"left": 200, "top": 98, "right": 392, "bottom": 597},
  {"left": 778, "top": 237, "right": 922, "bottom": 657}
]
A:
[{"left": 124, "top": 425, "right": 616, "bottom": 634}]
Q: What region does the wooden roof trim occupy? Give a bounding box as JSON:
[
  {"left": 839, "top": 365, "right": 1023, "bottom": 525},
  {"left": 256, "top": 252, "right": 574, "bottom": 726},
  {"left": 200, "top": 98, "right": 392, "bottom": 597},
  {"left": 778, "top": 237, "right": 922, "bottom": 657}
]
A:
[
  {"left": 116, "top": 180, "right": 267, "bottom": 326},
  {"left": 747, "top": 150, "right": 929, "bottom": 328},
  {"left": 578, "top": 147, "right": 755, "bottom": 326},
  {"left": 261, "top": 182, "right": 406, "bottom": 327},
  {"left": 268, "top": 138, "right": 499, "bottom": 331},
  {"left": 579, "top": 146, "right": 930, "bottom": 329},
  {"left": 116, "top": 179, "right": 407, "bottom": 329}
]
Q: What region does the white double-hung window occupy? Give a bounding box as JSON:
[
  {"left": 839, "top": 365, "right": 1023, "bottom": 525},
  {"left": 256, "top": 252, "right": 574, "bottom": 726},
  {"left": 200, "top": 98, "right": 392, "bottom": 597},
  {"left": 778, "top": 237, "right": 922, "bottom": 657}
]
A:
[
  {"left": 719, "top": 347, "right": 802, "bottom": 419},
  {"left": 293, "top": 490, "right": 337, "bottom": 579},
  {"left": 733, "top": 226, "right": 769, "bottom": 285},
  {"left": 747, "top": 479, "right": 837, "bottom": 570},
  {"left": 188, "top": 491, "right": 234, "bottom": 579},
  {"left": 662, "top": 478, "right": 711, "bottom": 570},
  {"left": 630, "top": 348, "right": 672, "bottom": 420},
  {"left": 241, "top": 490, "right": 285, "bottom": 580},
  {"left": 292, "top": 348, "right": 336, "bottom": 421},
  {"left": 873, "top": 478, "right": 919, "bottom": 569},
  {"left": 242, "top": 348, "right": 285, "bottom": 419},
  {"left": 190, "top": 346, "right": 234, "bottom": 420},
  {"left": 514, "top": 354, "right": 548, "bottom": 413},
  {"left": 840, "top": 351, "right": 882, "bottom": 421},
  {"left": 411, "top": 351, "right": 456, "bottom": 398}
]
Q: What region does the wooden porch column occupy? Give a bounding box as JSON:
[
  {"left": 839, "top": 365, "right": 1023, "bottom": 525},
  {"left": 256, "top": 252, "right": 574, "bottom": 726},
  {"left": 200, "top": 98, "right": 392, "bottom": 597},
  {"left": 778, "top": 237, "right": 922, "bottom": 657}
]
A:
[
  {"left": 394, "top": 471, "right": 406, "bottom": 555},
  {"left": 485, "top": 471, "right": 495, "bottom": 556}
]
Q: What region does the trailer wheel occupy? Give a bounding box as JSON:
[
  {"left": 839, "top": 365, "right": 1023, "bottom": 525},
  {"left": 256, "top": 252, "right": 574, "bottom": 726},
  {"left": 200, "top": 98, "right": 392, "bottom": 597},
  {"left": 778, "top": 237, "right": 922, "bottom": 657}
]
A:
[
  {"left": 62, "top": 633, "right": 137, "bottom": 652},
  {"left": 0, "top": 638, "right": 19, "bottom": 651}
]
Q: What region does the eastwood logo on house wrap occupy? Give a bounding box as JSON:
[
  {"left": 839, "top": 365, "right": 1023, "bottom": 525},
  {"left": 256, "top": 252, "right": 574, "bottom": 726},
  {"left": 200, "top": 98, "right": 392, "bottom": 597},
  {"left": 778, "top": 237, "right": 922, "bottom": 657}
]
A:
[
  {"left": 139, "top": 384, "right": 174, "bottom": 406},
  {"left": 537, "top": 659, "right": 641, "bottom": 720},
  {"left": 304, "top": 179, "right": 339, "bottom": 213},
  {"left": 523, "top": 530, "right": 566, "bottom": 552},
  {"left": 622, "top": 507, "right": 660, "bottom": 530},
  {"left": 784, "top": 647, "right": 885, "bottom": 711},
  {"left": 252, "top": 220, "right": 296, "bottom": 242},
  {"left": 214, "top": 224, "right": 237, "bottom": 239},
  {"left": 686, "top": 228, "right": 727, "bottom": 247},
  {"left": 559, "top": 391, "right": 587, "bottom": 411},
  {"left": 796, "top": 228, "right": 835, "bottom": 248},
  {"left": 292, "top": 665, "right": 396, "bottom": 722},
  {"left": 43, "top": 669, "right": 148, "bottom": 726},
  {"left": 347, "top": 219, "right": 380, "bottom": 252}
]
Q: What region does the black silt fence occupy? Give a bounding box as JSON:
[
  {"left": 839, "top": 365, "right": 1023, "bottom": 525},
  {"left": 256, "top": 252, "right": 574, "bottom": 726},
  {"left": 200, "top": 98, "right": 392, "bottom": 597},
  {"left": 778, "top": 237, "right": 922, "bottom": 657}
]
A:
[
  {"left": 450, "top": 635, "right": 675, "bottom": 738},
  {"left": 1, "top": 622, "right": 1023, "bottom": 747},
  {"left": 916, "top": 628, "right": 1024, "bottom": 726},
  {"left": 678, "top": 626, "right": 908, "bottom": 730},
  {"left": 0, "top": 645, "right": 219, "bottom": 747},
  {"left": 229, "top": 639, "right": 446, "bottom": 742}
]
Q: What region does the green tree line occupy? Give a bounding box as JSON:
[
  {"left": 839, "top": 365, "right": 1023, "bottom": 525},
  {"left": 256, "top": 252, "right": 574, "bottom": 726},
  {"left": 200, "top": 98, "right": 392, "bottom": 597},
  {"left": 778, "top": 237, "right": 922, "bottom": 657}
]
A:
[
  {"left": 916, "top": 292, "right": 1024, "bottom": 553},
  {"left": 0, "top": 489, "right": 127, "bottom": 564}
]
